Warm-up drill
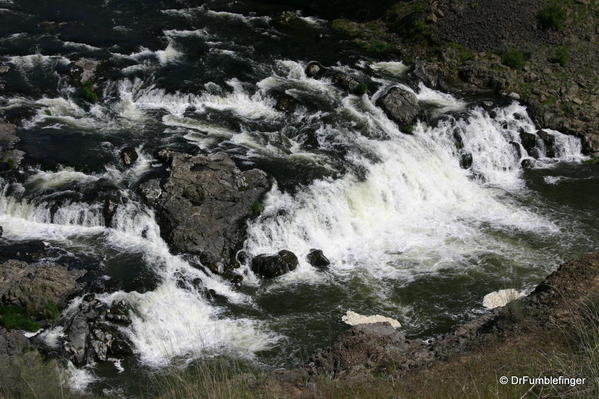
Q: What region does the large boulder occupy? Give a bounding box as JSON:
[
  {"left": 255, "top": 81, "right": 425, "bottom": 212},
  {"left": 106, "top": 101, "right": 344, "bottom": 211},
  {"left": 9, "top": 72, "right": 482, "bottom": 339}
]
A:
[
  {"left": 140, "top": 151, "right": 270, "bottom": 273},
  {"left": 251, "top": 250, "right": 299, "bottom": 278},
  {"left": 0, "top": 260, "right": 83, "bottom": 316},
  {"left": 376, "top": 87, "right": 420, "bottom": 128}
]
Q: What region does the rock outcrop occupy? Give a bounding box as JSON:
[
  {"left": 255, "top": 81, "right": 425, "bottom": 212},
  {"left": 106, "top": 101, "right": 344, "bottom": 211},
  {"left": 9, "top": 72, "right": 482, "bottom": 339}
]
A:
[
  {"left": 62, "top": 294, "right": 132, "bottom": 366},
  {"left": 0, "top": 260, "right": 83, "bottom": 316},
  {"left": 139, "top": 151, "right": 270, "bottom": 273}
]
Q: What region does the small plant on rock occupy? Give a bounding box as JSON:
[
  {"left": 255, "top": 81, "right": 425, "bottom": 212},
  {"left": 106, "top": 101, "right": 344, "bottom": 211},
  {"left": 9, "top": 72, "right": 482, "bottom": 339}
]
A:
[
  {"left": 501, "top": 48, "right": 527, "bottom": 69},
  {"left": 538, "top": 2, "right": 567, "bottom": 31}
]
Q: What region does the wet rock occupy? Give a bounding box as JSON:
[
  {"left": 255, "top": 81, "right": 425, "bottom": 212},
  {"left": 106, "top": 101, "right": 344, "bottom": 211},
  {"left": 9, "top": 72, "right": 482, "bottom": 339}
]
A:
[
  {"left": 331, "top": 72, "right": 361, "bottom": 94},
  {"left": 71, "top": 59, "right": 99, "bottom": 85},
  {"left": 521, "top": 158, "right": 534, "bottom": 168},
  {"left": 519, "top": 130, "right": 538, "bottom": 158},
  {"left": 412, "top": 61, "right": 440, "bottom": 88},
  {"left": 0, "top": 260, "right": 83, "bottom": 316},
  {"left": 274, "top": 93, "right": 298, "bottom": 113},
  {"left": 0, "top": 122, "right": 24, "bottom": 171},
  {"left": 307, "top": 249, "right": 330, "bottom": 269},
  {"left": 305, "top": 61, "right": 326, "bottom": 79},
  {"left": 120, "top": 146, "right": 138, "bottom": 167},
  {"left": 537, "top": 129, "right": 556, "bottom": 158},
  {"left": 251, "top": 250, "right": 298, "bottom": 278},
  {"left": 0, "top": 65, "right": 9, "bottom": 74},
  {"left": 63, "top": 295, "right": 132, "bottom": 366},
  {"left": 376, "top": 87, "right": 420, "bottom": 128},
  {"left": 459, "top": 152, "right": 473, "bottom": 169},
  {"left": 137, "top": 178, "right": 163, "bottom": 207},
  {"left": 0, "top": 241, "right": 50, "bottom": 262},
  {"left": 148, "top": 151, "right": 270, "bottom": 272},
  {"left": 0, "top": 327, "right": 31, "bottom": 357}
]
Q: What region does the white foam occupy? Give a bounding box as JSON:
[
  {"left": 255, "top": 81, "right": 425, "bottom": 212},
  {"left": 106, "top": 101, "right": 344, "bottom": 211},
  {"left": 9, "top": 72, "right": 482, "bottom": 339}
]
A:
[{"left": 370, "top": 61, "right": 409, "bottom": 76}]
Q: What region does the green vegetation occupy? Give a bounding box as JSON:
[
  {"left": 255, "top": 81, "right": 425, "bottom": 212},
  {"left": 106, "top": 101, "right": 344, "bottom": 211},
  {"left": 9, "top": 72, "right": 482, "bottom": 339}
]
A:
[
  {"left": 385, "top": 0, "right": 433, "bottom": 41},
  {"left": 354, "top": 38, "right": 394, "bottom": 54},
  {"left": 0, "top": 305, "right": 40, "bottom": 332},
  {"left": 42, "top": 302, "right": 61, "bottom": 321},
  {"left": 550, "top": 46, "right": 570, "bottom": 67},
  {"left": 251, "top": 201, "right": 264, "bottom": 215},
  {"left": 501, "top": 48, "right": 527, "bottom": 69},
  {"left": 355, "top": 82, "right": 369, "bottom": 95},
  {"left": 80, "top": 80, "right": 98, "bottom": 103},
  {"left": 538, "top": 2, "right": 567, "bottom": 31},
  {"left": 583, "top": 157, "right": 599, "bottom": 165}
]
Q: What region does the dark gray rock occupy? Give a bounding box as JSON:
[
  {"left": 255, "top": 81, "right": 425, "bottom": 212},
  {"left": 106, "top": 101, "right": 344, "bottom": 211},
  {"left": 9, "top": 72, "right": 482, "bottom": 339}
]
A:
[
  {"left": 331, "top": 73, "right": 361, "bottom": 94},
  {"left": 120, "top": 146, "right": 138, "bottom": 167},
  {"left": 377, "top": 87, "right": 420, "bottom": 128},
  {"left": 519, "top": 130, "right": 538, "bottom": 158},
  {"left": 459, "top": 152, "right": 473, "bottom": 169},
  {"left": 146, "top": 151, "right": 270, "bottom": 273},
  {"left": 537, "top": 129, "right": 556, "bottom": 158},
  {"left": 307, "top": 249, "right": 330, "bottom": 269},
  {"left": 251, "top": 250, "right": 298, "bottom": 278}
]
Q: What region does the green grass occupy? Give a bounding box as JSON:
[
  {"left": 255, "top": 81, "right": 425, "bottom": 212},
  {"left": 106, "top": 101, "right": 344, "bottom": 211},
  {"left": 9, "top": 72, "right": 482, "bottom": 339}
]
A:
[
  {"left": 42, "top": 302, "right": 61, "bottom": 321},
  {"left": 251, "top": 201, "right": 264, "bottom": 215},
  {"left": 0, "top": 306, "right": 40, "bottom": 332},
  {"left": 538, "top": 2, "right": 567, "bottom": 31},
  {"left": 354, "top": 38, "right": 395, "bottom": 54},
  {"left": 501, "top": 48, "right": 527, "bottom": 69}
]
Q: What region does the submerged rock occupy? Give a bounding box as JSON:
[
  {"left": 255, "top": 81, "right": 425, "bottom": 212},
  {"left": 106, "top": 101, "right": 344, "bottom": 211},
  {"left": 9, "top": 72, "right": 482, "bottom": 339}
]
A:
[
  {"left": 143, "top": 151, "right": 270, "bottom": 273},
  {"left": 120, "top": 146, "right": 138, "bottom": 167},
  {"left": 0, "top": 260, "right": 83, "bottom": 316},
  {"left": 376, "top": 87, "right": 420, "bottom": 128},
  {"left": 307, "top": 249, "right": 330, "bottom": 269},
  {"left": 251, "top": 250, "right": 298, "bottom": 278}
]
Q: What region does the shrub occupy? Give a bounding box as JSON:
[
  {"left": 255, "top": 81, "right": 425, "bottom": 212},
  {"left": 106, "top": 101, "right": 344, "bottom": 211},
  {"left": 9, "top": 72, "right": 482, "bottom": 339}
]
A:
[
  {"left": 0, "top": 305, "right": 40, "bottom": 331},
  {"left": 550, "top": 47, "right": 570, "bottom": 67},
  {"left": 355, "top": 39, "right": 395, "bottom": 54},
  {"left": 538, "top": 3, "right": 567, "bottom": 31},
  {"left": 501, "top": 48, "right": 526, "bottom": 69}
]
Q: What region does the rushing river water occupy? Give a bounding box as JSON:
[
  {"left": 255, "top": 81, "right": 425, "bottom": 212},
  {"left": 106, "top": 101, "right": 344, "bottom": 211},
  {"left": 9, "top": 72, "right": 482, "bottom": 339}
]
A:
[{"left": 1, "top": 0, "right": 598, "bottom": 394}]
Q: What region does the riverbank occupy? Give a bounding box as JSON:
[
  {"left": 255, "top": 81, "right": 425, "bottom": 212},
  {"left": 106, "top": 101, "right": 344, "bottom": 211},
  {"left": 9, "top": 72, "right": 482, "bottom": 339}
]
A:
[
  {"left": 3, "top": 253, "right": 599, "bottom": 398},
  {"left": 327, "top": 0, "right": 599, "bottom": 155}
]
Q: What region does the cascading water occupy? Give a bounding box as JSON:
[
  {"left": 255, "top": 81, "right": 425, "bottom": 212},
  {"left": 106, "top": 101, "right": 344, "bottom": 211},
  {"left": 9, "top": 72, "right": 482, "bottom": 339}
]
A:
[{"left": 0, "top": 0, "right": 597, "bottom": 393}]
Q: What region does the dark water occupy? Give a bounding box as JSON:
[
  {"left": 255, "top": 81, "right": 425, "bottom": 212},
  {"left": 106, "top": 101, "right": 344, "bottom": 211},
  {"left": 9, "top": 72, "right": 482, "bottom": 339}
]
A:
[{"left": 0, "top": 0, "right": 598, "bottom": 395}]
